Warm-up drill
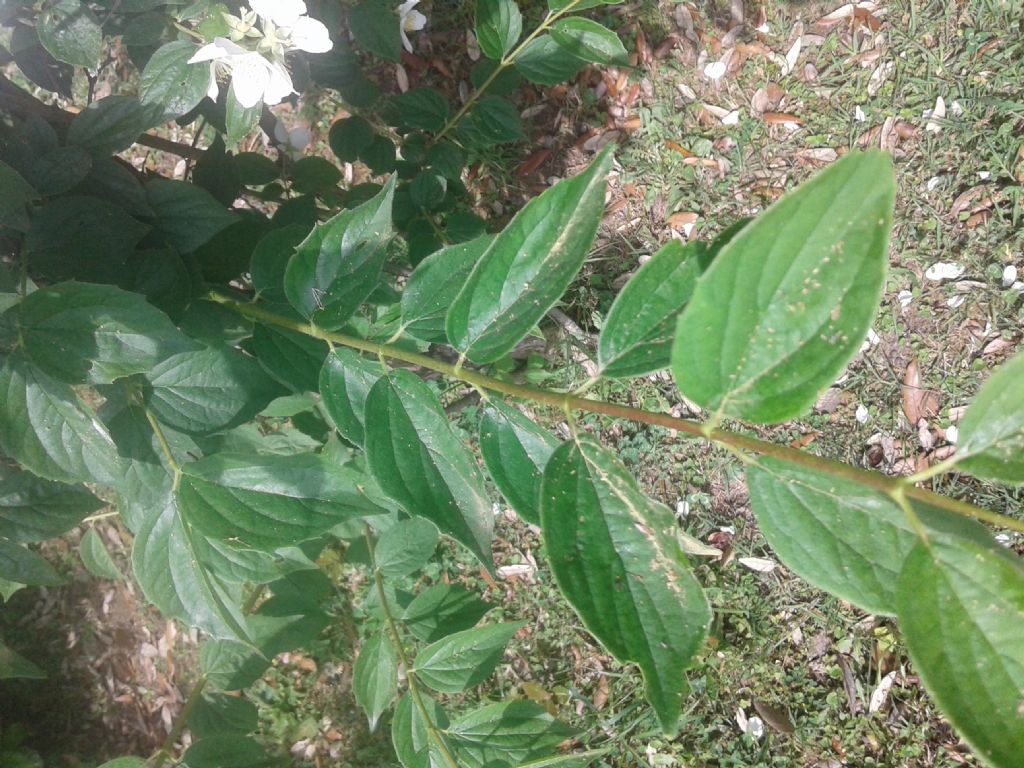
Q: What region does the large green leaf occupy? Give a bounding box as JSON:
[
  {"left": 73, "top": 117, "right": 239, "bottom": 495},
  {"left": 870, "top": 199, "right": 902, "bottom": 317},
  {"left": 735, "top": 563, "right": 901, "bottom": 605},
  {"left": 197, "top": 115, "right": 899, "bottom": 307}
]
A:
[
  {"left": 447, "top": 700, "right": 576, "bottom": 768},
  {"left": 132, "top": 496, "right": 251, "bottom": 641},
  {"left": 26, "top": 196, "right": 151, "bottom": 283},
  {"left": 374, "top": 517, "right": 439, "bottom": 577},
  {"left": 146, "top": 178, "right": 236, "bottom": 254},
  {"left": 79, "top": 527, "right": 121, "bottom": 580},
  {"left": 479, "top": 401, "right": 560, "bottom": 525},
  {"left": 402, "top": 583, "right": 492, "bottom": 642},
  {"left": 0, "top": 354, "right": 121, "bottom": 485},
  {"left": 177, "top": 453, "right": 390, "bottom": 550},
  {"left": 548, "top": 0, "right": 623, "bottom": 9},
  {"left": 475, "top": 0, "right": 523, "bottom": 59},
  {"left": 746, "top": 457, "right": 1001, "bottom": 616},
  {"left": 598, "top": 221, "right": 746, "bottom": 378},
  {"left": 540, "top": 437, "right": 710, "bottom": 733},
  {"left": 400, "top": 235, "right": 491, "bottom": 344},
  {"left": 181, "top": 735, "right": 278, "bottom": 768},
  {"left": 550, "top": 17, "right": 628, "bottom": 65},
  {"left": 364, "top": 371, "right": 494, "bottom": 568},
  {"left": 672, "top": 151, "right": 895, "bottom": 423},
  {"left": 0, "top": 160, "right": 38, "bottom": 229},
  {"left": 16, "top": 281, "right": 197, "bottom": 384},
  {"left": 145, "top": 345, "right": 283, "bottom": 435},
  {"left": 66, "top": 95, "right": 165, "bottom": 156},
  {"left": 353, "top": 633, "right": 397, "bottom": 731},
  {"left": 391, "top": 692, "right": 451, "bottom": 768},
  {"left": 413, "top": 621, "right": 524, "bottom": 693},
  {"left": 514, "top": 35, "right": 587, "bottom": 85},
  {"left": 0, "top": 538, "right": 64, "bottom": 586},
  {"left": 446, "top": 147, "right": 612, "bottom": 363},
  {"left": 0, "top": 465, "right": 101, "bottom": 542},
  {"left": 139, "top": 40, "right": 213, "bottom": 119},
  {"left": 0, "top": 639, "right": 46, "bottom": 679},
  {"left": 897, "top": 537, "right": 1024, "bottom": 768},
  {"left": 252, "top": 323, "right": 330, "bottom": 393},
  {"left": 348, "top": 0, "right": 402, "bottom": 61},
  {"left": 318, "top": 348, "right": 384, "bottom": 447},
  {"left": 189, "top": 692, "right": 259, "bottom": 741},
  {"left": 955, "top": 351, "right": 1024, "bottom": 485},
  {"left": 36, "top": 0, "right": 102, "bottom": 68},
  {"left": 284, "top": 176, "right": 396, "bottom": 330}
]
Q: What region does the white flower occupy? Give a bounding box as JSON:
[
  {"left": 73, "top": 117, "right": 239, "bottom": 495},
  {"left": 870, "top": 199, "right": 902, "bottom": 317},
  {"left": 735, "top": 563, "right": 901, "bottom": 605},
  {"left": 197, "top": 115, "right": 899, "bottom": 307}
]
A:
[
  {"left": 189, "top": 37, "right": 294, "bottom": 108},
  {"left": 250, "top": 0, "right": 307, "bottom": 28},
  {"left": 398, "top": 1, "right": 427, "bottom": 53},
  {"left": 924, "top": 262, "right": 964, "bottom": 281},
  {"left": 290, "top": 15, "right": 333, "bottom": 53},
  {"left": 274, "top": 119, "right": 312, "bottom": 159}
]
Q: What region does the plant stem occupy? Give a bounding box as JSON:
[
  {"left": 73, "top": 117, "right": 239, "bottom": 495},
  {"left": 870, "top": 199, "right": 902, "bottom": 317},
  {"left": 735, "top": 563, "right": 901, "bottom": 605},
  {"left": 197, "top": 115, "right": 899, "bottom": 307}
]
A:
[
  {"left": 433, "top": 0, "right": 586, "bottom": 143},
  {"left": 208, "top": 292, "right": 1024, "bottom": 535},
  {"left": 143, "top": 406, "right": 182, "bottom": 486},
  {"left": 150, "top": 675, "right": 208, "bottom": 768},
  {"left": 364, "top": 526, "right": 461, "bottom": 768}
]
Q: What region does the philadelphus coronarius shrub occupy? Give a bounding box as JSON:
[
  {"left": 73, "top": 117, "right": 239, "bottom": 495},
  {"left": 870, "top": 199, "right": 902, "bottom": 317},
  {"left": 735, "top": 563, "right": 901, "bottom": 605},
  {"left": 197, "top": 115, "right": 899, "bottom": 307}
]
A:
[{"left": 1, "top": 1, "right": 1022, "bottom": 767}]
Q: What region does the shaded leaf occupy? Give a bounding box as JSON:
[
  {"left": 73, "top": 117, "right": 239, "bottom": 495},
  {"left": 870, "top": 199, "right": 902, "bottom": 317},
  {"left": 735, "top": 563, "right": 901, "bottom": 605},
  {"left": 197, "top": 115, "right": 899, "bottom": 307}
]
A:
[
  {"left": 319, "top": 348, "right": 384, "bottom": 447},
  {"left": 0, "top": 639, "right": 46, "bottom": 680},
  {"left": 37, "top": 0, "right": 102, "bottom": 68},
  {"left": 402, "top": 583, "right": 492, "bottom": 642},
  {"left": 476, "top": 0, "right": 523, "bottom": 59},
  {"left": 0, "top": 538, "right": 64, "bottom": 586},
  {"left": 375, "top": 517, "right": 439, "bottom": 577},
  {"left": 140, "top": 41, "right": 213, "bottom": 119},
  {"left": 551, "top": 17, "right": 628, "bottom": 66},
  {"left": 146, "top": 178, "right": 237, "bottom": 254},
  {"left": 354, "top": 633, "right": 398, "bottom": 731},
  {"left": 0, "top": 465, "right": 101, "bottom": 542},
  {"left": 392, "top": 692, "right": 451, "bottom": 768},
  {"left": 79, "top": 527, "right": 121, "bottom": 580}
]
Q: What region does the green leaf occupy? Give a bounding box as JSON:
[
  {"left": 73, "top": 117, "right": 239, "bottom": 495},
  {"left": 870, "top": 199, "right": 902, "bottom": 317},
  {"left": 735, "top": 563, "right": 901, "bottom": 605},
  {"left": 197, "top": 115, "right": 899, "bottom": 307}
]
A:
[
  {"left": 409, "top": 171, "right": 447, "bottom": 209},
  {"left": 26, "top": 196, "right": 151, "bottom": 283},
  {"left": 448, "top": 700, "right": 576, "bottom": 768},
  {"left": 460, "top": 95, "right": 525, "bottom": 146},
  {"left": 189, "top": 693, "right": 258, "bottom": 741},
  {"left": 146, "top": 178, "right": 237, "bottom": 254},
  {"left": 514, "top": 35, "right": 587, "bottom": 86},
  {"left": 234, "top": 152, "right": 280, "bottom": 186},
  {"left": 140, "top": 41, "right": 213, "bottom": 119},
  {"left": 401, "top": 236, "right": 491, "bottom": 344},
  {"left": 392, "top": 692, "right": 451, "bottom": 768},
  {"left": 251, "top": 324, "right": 329, "bottom": 393},
  {"left": 16, "top": 281, "right": 197, "bottom": 384},
  {"left": 955, "top": 351, "right": 1024, "bottom": 485},
  {"left": 26, "top": 146, "right": 92, "bottom": 196},
  {"left": 178, "top": 453, "right": 389, "bottom": 550},
  {"left": 402, "top": 583, "right": 492, "bottom": 642},
  {"left": 394, "top": 88, "right": 449, "bottom": 132},
  {"left": 427, "top": 141, "right": 466, "bottom": 181},
  {"left": 518, "top": 750, "right": 611, "bottom": 768},
  {"left": 897, "top": 537, "right": 1024, "bottom": 768},
  {"left": 0, "top": 465, "right": 101, "bottom": 542},
  {"left": 0, "top": 354, "right": 121, "bottom": 485},
  {"left": 249, "top": 225, "right": 306, "bottom": 305},
  {"left": 67, "top": 95, "right": 165, "bottom": 156},
  {"left": 146, "top": 345, "right": 283, "bottom": 435},
  {"left": 551, "top": 17, "right": 628, "bottom": 65},
  {"left": 0, "top": 639, "right": 46, "bottom": 680},
  {"left": 200, "top": 638, "right": 270, "bottom": 691},
  {"left": 225, "top": 83, "right": 261, "bottom": 146},
  {"left": 672, "top": 151, "right": 896, "bottom": 423},
  {"left": 96, "top": 760, "right": 147, "bottom": 768},
  {"left": 745, "top": 457, "right": 1001, "bottom": 616},
  {"left": 541, "top": 437, "right": 710, "bottom": 733},
  {"left": 375, "top": 518, "right": 439, "bottom": 577},
  {"left": 598, "top": 237, "right": 711, "bottom": 378},
  {"left": 0, "top": 538, "right": 64, "bottom": 586},
  {"left": 181, "top": 735, "right": 278, "bottom": 768},
  {"left": 122, "top": 11, "right": 166, "bottom": 45},
  {"left": 290, "top": 157, "right": 342, "bottom": 195},
  {"left": 72, "top": 157, "right": 153, "bottom": 217},
  {"left": 284, "top": 176, "right": 395, "bottom": 329},
  {"left": 479, "top": 401, "right": 560, "bottom": 524},
  {"left": 348, "top": 0, "right": 401, "bottom": 61},
  {"left": 330, "top": 116, "right": 376, "bottom": 162},
  {"left": 353, "top": 633, "right": 398, "bottom": 731},
  {"left": 78, "top": 527, "right": 121, "bottom": 580},
  {"left": 476, "top": 0, "right": 523, "bottom": 59},
  {"left": 36, "top": 0, "right": 102, "bottom": 68},
  {"left": 446, "top": 147, "right": 612, "bottom": 363},
  {"left": 0, "top": 160, "right": 38, "bottom": 229},
  {"left": 364, "top": 371, "right": 495, "bottom": 568},
  {"left": 413, "top": 621, "right": 524, "bottom": 693},
  {"left": 318, "top": 348, "right": 384, "bottom": 447},
  {"left": 132, "top": 496, "right": 251, "bottom": 641}
]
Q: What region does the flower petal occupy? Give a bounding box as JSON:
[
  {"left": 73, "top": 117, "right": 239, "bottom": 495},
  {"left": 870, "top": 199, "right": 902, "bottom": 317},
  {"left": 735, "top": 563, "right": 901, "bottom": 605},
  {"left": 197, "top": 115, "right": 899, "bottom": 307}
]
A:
[
  {"left": 230, "top": 53, "right": 272, "bottom": 108},
  {"left": 290, "top": 16, "right": 333, "bottom": 53},
  {"left": 250, "top": 0, "right": 306, "bottom": 27},
  {"left": 188, "top": 37, "right": 246, "bottom": 63},
  {"left": 406, "top": 10, "right": 427, "bottom": 32},
  {"left": 262, "top": 60, "right": 295, "bottom": 105}
]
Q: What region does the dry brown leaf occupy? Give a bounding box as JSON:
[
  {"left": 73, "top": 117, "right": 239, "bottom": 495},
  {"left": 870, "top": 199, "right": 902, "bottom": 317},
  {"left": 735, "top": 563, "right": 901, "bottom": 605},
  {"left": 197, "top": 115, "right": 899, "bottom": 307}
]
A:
[
  {"left": 594, "top": 675, "right": 610, "bottom": 710},
  {"left": 901, "top": 359, "right": 940, "bottom": 425},
  {"left": 665, "top": 139, "right": 694, "bottom": 158},
  {"left": 751, "top": 83, "right": 785, "bottom": 114},
  {"left": 753, "top": 700, "right": 796, "bottom": 734},
  {"left": 516, "top": 149, "right": 551, "bottom": 177},
  {"left": 950, "top": 185, "right": 997, "bottom": 219},
  {"left": 667, "top": 211, "right": 699, "bottom": 229},
  {"left": 763, "top": 112, "right": 802, "bottom": 124}
]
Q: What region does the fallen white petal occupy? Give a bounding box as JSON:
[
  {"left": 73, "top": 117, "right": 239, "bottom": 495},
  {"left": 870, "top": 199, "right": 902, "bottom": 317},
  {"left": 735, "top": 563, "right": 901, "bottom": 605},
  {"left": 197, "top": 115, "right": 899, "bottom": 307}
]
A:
[
  {"left": 945, "top": 425, "right": 958, "bottom": 443},
  {"left": 739, "top": 557, "right": 776, "bottom": 573},
  {"left": 1002, "top": 265, "right": 1018, "bottom": 286},
  {"left": 856, "top": 404, "right": 870, "bottom": 424},
  {"left": 926, "top": 176, "right": 942, "bottom": 192},
  {"left": 898, "top": 289, "right": 914, "bottom": 308},
  {"left": 924, "top": 262, "right": 964, "bottom": 281},
  {"left": 854, "top": 104, "right": 866, "bottom": 122},
  {"left": 746, "top": 716, "right": 765, "bottom": 739},
  {"left": 704, "top": 60, "right": 727, "bottom": 80},
  {"left": 925, "top": 95, "right": 946, "bottom": 133},
  {"left": 978, "top": 170, "right": 991, "bottom": 180},
  {"left": 722, "top": 109, "right": 740, "bottom": 125},
  {"left": 869, "top": 671, "right": 897, "bottom": 713},
  {"left": 946, "top": 295, "right": 965, "bottom": 308}
]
